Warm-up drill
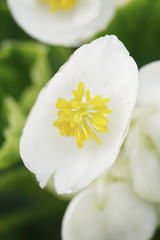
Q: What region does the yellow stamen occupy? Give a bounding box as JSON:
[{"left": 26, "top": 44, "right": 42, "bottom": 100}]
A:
[
  {"left": 53, "top": 82, "right": 113, "bottom": 148},
  {"left": 38, "top": 0, "right": 78, "bottom": 12}
]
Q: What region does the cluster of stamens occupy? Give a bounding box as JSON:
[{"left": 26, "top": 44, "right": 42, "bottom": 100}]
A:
[
  {"left": 53, "top": 82, "right": 113, "bottom": 148},
  {"left": 38, "top": 0, "right": 77, "bottom": 12}
]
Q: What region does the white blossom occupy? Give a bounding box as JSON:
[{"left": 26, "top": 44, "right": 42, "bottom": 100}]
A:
[
  {"left": 62, "top": 182, "right": 157, "bottom": 240},
  {"left": 20, "top": 35, "right": 138, "bottom": 194},
  {"left": 126, "top": 61, "right": 160, "bottom": 202},
  {"left": 7, "top": 0, "right": 115, "bottom": 47}
]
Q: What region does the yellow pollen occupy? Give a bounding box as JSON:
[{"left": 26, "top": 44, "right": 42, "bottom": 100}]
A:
[
  {"left": 38, "top": 0, "right": 78, "bottom": 12},
  {"left": 53, "top": 82, "right": 113, "bottom": 148}
]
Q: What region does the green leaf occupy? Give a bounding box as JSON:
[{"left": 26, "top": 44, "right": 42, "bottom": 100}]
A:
[
  {"left": 0, "top": 41, "right": 53, "bottom": 147},
  {"left": 0, "top": 41, "right": 52, "bottom": 169},
  {"left": 0, "top": 98, "right": 26, "bottom": 169}
]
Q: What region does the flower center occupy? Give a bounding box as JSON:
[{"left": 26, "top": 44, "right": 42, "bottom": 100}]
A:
[
  {"left": 53, "top": 82, "right": 113, "bottom": 148},
  {"left": 38, "top": 0, "right": 78, "bottom": 12}
]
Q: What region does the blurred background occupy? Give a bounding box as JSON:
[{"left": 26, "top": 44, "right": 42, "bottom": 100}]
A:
[{"left": 0, "top": 0, "right": 160, "bottom": 239}]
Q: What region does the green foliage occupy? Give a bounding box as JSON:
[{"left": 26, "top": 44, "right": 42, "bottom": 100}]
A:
[
  {"left": 0, "top": 42, "right": 53, "bottom": 165},
  {"left": 98, "top": 0, "right": 160, "bottom": 68},
  {"left": 0, "top": 166, "right": 68, "bottom": 239}
]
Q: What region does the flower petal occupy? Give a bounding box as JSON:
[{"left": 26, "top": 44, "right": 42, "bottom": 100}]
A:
[
  {"left": 62, "top": 182, "right": 157, "bottom": 240},
  {"left": 137, "top": 61, "right": 160, "bottom": 106},
  {"left": 7, "top": 0, "right": 115, "bottom": 47},
  {"left": 109, "top": 147, "right": 131, "bottom": 181},
  {"left": 126, "top": 126, "right": 160, "bottom": 203},
  {"left": 20, "top": 35, "right": 138, "bottom": 194},
  {"left": 125, "top": 61, "right": 160, "bottom": 203}
]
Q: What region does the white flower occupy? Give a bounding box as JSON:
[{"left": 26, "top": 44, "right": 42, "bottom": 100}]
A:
[
  {"left": 7, "top": 0, "right": 115, "bottom": 47},
  {"left": 20, "top": 35, "right": 138, "bottom": 194},
  {"left": 125, "top": 61, "right": 160, "bottom": 203},
  {"left": 62, "top": 182, "right": 157, "bottom": 240}
]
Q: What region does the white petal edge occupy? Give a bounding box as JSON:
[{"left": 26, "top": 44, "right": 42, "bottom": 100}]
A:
[
  {"left": 7, "top": 0, "right": 115, "bottom": 47},
  {"left": 62, "top": 182, "right": 157, "bottom": 240}
]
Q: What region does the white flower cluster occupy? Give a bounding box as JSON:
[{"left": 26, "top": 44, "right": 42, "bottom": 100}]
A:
[
  {"left": 62, "top": 60, "right": 160, "bottom": 240},
  {"left": 7, "top": 0, "right": 160, "bottom": 239}
]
